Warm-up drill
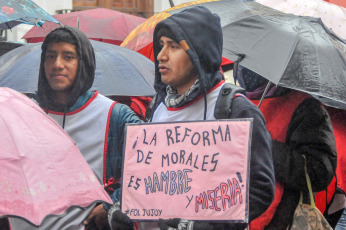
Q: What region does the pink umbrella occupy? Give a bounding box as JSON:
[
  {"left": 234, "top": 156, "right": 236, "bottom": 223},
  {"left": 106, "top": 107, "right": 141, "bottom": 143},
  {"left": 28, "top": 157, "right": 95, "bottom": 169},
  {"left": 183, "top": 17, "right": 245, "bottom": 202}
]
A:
[
  {"left": 0, "top": 87, "right": 112, "bottom": 226},
  {"left": 257, "top": 0, "right": 346, "bottom": 40}
]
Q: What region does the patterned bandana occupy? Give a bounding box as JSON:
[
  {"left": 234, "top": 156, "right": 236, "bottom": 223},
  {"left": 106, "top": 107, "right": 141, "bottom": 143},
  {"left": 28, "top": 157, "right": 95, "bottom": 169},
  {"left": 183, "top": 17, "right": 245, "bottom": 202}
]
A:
[{"left": 165, "top": 80, "right": 200, "bottom": 108}]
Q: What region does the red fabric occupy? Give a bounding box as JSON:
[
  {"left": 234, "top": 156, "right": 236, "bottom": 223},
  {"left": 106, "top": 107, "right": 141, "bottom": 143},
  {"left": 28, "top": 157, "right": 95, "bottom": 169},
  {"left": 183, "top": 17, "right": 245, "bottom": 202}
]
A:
[
  {"left": 138, "top": 44, "right": 154, "bottom": 62},
  {"left": 251, "top": 91, "right": 310, "bottom": 142},
  {"left": 326, "top": 107, "right": 346, "bottom": 192},
  {"left": 249, "top": 91, "right": 310, "bottom": 229},
  {"left": 104, "top": 177, "right": 121, "bottom": 193},
  {"left": 323, "top": 0, "right": 346, "bottom": 8},
  {"left": 108, "top": 96, "right": 152, "bottom": 121},
  {"left": 128, "top": 96, "right": 152, "bottom": 120},
  {"left": 134, "top": 222, "right": 140, "bottom": 230},
  {"left": 249, "top": 183, "right": 284, "bottom": 230},
  {"left": 315, "top": 177, "right": 337, "bottom": 214}
]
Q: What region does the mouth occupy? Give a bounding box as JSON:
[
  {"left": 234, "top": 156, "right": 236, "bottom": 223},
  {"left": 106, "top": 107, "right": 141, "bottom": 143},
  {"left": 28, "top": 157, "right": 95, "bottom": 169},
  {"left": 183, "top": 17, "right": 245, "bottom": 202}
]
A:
[
  {"left": 51, "top": 74, "right": 67, "bottom": 79},
  {"left": 158, "top": 65, "right": 169, "bottom": 74}
]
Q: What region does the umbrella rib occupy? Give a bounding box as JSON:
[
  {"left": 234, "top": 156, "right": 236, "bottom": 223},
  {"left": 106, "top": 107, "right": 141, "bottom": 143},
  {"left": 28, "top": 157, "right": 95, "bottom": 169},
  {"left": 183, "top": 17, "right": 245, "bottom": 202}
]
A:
[{"left": 0, "top": 111, "right": 37, "bottom": 214}]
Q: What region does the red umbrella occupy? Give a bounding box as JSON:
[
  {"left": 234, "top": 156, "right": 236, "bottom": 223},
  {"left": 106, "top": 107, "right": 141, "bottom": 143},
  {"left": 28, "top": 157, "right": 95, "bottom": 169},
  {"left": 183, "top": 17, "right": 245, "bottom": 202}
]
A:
[
  {"left": 324, "top": 0, "right": 346, "bottom": 8},
  {"left": 22, "top": 8, "right": 146, "bottom": 45},
  {"left": 120, "top": 0, "right": 233, "bottom": 65}
]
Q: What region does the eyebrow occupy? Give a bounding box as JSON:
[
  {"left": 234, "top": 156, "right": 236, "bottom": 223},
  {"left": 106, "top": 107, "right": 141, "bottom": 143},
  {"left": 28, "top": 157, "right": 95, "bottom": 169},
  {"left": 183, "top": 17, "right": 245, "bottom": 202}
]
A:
[
  {"left": 159, "top": 39, "right": 179, "bottom": 46},
  {"left": 46, "top": 50, "right": 77, "bottom": 56}
]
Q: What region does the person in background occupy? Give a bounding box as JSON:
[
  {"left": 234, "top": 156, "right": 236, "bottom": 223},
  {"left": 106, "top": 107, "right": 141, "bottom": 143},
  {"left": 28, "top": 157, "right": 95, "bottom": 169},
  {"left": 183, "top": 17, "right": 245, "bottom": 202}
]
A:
[
  {"left": 8, "top": 26, "right": 142, "bottom": 230},
  {"left": 234, "top": 66, "right": 338, "bottom": 229},
  {"left": 108, "top": 6, "right": 275, "bottom": 230}
]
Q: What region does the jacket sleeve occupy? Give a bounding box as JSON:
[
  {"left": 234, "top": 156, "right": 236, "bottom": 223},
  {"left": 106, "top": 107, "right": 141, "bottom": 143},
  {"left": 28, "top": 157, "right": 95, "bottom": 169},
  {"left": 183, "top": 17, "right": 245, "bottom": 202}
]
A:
[
  {"left": 272, "top": 98, "right": 337, "bottom": 192},
  {"left": 229, "top": 96, "right": 275, "bottom": 222},
  {"left": 106, "top": 103, "right": 143, "bottom": 205}
]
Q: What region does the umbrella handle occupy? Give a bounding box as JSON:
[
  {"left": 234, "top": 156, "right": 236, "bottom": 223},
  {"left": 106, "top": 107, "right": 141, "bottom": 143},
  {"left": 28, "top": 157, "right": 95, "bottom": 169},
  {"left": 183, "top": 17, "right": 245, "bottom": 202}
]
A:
[
  {"left": 233, "top": 54, "right": 246, "bottom": 85},
  {"left": 258, "top": 81, "right": 272, "bottom": 109}
]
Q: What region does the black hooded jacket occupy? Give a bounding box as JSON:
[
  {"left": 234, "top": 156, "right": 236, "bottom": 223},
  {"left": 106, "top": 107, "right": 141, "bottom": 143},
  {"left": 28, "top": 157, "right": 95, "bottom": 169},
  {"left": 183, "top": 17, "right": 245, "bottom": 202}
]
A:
[
  {"left": 37, "top": 26, "right": 95, "bottom": 112},
  {"left": 153, "top": 5, "right": 223, "bottom": 109},
  {"left": 150, "top": 6, "right": 275, "bottom": 229}
]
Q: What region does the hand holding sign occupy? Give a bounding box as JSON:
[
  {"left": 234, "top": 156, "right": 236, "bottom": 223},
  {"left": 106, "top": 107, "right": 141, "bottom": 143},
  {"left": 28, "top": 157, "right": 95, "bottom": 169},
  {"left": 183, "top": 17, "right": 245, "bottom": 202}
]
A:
[{"left": 121, "top": 119, "right": 252, "bottom": 223}]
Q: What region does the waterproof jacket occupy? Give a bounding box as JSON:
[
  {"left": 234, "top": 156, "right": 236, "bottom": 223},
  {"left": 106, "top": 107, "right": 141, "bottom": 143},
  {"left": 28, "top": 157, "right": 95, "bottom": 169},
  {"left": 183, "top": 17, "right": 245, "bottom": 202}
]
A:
[
  {"left": 149, "top": 6, "right": 275, "bottom": 229},
  {"left": 248, "top": 90, "right": 337, "bottom": 229},
  {"left": 35, "top": 26, "right": 142, "bottom": 202}
]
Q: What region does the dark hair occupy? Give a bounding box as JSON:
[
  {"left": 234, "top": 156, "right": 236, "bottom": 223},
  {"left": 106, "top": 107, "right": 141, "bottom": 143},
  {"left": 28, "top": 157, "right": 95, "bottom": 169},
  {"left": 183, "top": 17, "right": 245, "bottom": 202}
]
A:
[
  {"left": 38, "top": 27, "right": 80, "bottom": 111},
  {"left": 37, "top": 26, "right": 95, "bottom": 112},
  {"left": 43, "top": 28, "right": 77, "bottom": 47},
  {"left": 156, "top": 26, "right": 178, "bottom": 43}
]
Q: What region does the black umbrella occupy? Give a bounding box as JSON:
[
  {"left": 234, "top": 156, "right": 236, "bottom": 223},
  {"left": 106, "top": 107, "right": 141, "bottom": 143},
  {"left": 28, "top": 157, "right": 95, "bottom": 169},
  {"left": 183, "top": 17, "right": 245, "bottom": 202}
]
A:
[
  {"left": 212, "top": 1, "right": 346, "bottom": 109},
  {"left": 0, "top": 40, "right": 155, "bottom": 97}
]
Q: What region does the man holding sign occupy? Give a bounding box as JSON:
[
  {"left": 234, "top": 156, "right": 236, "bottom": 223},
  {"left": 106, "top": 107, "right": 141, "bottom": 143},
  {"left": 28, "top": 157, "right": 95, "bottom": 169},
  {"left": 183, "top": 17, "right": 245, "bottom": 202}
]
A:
[{"left": 109, "top": 6, "right": 275, "bottom": 230}]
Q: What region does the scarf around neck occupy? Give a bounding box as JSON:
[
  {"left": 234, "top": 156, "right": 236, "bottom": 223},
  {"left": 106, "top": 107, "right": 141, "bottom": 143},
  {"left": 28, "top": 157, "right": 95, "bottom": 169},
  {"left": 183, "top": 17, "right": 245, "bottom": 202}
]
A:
[{"left": 164, "top": 80, "right": 200, "bottom": 108}]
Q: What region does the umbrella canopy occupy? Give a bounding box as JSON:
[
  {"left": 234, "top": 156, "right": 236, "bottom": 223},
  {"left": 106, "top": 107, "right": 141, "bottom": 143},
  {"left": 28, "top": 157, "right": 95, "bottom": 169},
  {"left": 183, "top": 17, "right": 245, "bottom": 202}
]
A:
[
  {"left": 123, "top": 0, "right": 346, "bottom": 109},
  {"left": 0, "top": 87, "right": 112, "bottom": 226},
  {"left": 22, "top": 8, "right": 146, "bottom": 45},
  {"left": 0, "top": 0, "right": 60, "bottom": 29},
  {"left": 120, "top": 0, "right": 252, "bottom": 64},
  {"left": 256, "top": 0, "right": 346, "bottom": 40},
  {"left": 0, "top": 41, "right": 24, "bottom": 56},
  {"left": 0, "top": 39, "right": 155, "bottom": 97},
  {"left": 220, "top": 1, "right": 346, "bottom": 110}
]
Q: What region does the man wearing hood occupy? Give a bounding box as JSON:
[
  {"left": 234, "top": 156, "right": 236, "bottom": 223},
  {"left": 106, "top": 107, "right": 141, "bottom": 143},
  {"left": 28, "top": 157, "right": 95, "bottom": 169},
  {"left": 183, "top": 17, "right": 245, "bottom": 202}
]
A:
[
  {"left": 108, "top": 6, "right": 275, "bottom": 230},
  {"left": 8, "top": 26, "right": 142, "bottom": 230}
]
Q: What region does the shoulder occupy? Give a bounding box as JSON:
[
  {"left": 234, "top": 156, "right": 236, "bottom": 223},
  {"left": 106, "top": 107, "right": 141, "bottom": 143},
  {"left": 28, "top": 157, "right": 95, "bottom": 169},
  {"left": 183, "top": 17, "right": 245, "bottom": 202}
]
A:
[
  {"left": 230, "top": 95, "right": 264, "bottom": 119},
  {"left": 291, "top": 97, "right": 330, "bottom": 127},
  {"left": 111, "top": 102, "right": 143, "bottom": 124},
  {"left": 295, "top": 97, "right": 326, "bottom": 116}
]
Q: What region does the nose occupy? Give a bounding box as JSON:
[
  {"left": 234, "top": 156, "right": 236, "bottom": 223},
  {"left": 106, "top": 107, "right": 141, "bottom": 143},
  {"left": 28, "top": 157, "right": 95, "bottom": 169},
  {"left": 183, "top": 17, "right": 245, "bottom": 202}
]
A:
[
  {"left": 157, "top": 45, "right": 168, "bottom": 62},
  {"left": 53, "top": 56, "right": 64, "bottom": 70}
]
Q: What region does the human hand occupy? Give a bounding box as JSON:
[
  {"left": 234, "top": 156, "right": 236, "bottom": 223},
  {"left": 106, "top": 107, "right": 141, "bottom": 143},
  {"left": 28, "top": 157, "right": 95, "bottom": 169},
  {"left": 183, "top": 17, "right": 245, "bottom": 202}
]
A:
[
  {"left": 83, "top": 204, "right": 109, "bottom": 230},
  {"left": 158, "top": 218, "right": 216, "bottom": 230},
  {"left": 108, "top": 202, "right": 133, "bottom": 230},
  {"left": 158, "top": 218, "right": 194, "bottom": 230}
]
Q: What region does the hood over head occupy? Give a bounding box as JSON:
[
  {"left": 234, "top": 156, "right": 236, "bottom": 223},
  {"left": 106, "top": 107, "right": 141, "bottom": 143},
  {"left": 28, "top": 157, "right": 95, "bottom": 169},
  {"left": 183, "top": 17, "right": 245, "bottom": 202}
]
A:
[
  {"left": 153, "top": 6, "right": 223, "bottom": 102},
  {"left": 37, "top": 26, "right": 96, "bottom": 111}
]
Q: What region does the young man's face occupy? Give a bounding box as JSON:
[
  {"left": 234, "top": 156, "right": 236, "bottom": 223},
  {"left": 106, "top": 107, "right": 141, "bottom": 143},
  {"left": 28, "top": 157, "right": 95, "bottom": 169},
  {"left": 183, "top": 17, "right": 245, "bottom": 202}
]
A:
[
  {"left": 44, "top": 42, "right": 79, "bottom": 93},
  {"left": 157, "top": 36, "right": 197, "bottom": 95}
]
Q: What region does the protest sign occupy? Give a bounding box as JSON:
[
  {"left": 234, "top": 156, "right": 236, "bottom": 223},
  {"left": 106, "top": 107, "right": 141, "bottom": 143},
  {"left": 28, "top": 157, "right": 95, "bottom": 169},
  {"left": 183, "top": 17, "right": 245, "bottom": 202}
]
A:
[{"left": 121, "top": 119, "right": 252, "bottom": 222}]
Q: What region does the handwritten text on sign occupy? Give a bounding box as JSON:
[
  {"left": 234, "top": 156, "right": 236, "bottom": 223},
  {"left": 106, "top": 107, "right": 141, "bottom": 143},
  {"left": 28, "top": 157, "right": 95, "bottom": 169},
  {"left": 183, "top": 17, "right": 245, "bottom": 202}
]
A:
[{"left": 121, "top": 119, "right": 252, "bottom": 222}]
